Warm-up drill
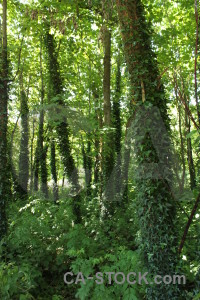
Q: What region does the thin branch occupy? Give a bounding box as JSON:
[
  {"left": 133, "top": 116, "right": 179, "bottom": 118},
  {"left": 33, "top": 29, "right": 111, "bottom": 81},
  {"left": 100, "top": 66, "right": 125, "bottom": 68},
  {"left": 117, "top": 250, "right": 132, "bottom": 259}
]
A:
[
  {"left": 11, "top": 36, "right": 24, "bottom": 82},
  {"left": 179, "top": 191, "right": 200, "bottom": 254},
  {"left": 173, "top": 73, "right": 200, "bottom": 130},
  {"left": 157, "top": 67, "right": 169, "bottom": 90}
]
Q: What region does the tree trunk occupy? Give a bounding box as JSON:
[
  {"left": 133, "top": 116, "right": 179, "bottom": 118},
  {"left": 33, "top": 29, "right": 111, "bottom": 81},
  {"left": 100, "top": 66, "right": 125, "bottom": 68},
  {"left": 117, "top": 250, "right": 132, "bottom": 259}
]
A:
[
  {"left": 45, "top": 30, "right": 81, "bottom": 223},
  {"left": 33, "top": 143, "right": 39, "bottom": 192},
  {"left": 82, "top": 137, "right": 92, "bottom": 197},
  {"left": 39, "top": 44, "right": 48, "bottom": 197},
  {"left": 30, "top": 118, "right": 35, "bottom": 192},
  {"left": 103, "top": 26, "right": 111, "bottom": 128},
  {"left": 102, "top": 26, "right": 114, "bottom": 215},
  {"left": 185, "top": 100, "right": 196, "bottom": 190},
  {"left": 18, "top": 75, "right": 29, "bottom": 196},
  {"left": 92, "top": 87, "right": 102, "bottom": 191},
  {"left": 0, "top": 0, "right": 9, "bottom": 239},
  {"left": 10, "top": 114, "right": 21, "bottom": 197},
  {"left": 113, "top": 55, "right": 122, "bottom": 200},
  {"left": 50, "top": 141, "right": 59, "bottom": 203},
  {"left": 116, "top": 1, "right": 180, "bottom": 298},
  {"left": 174, "top": 88, "right": 185, "bottom": 193},
  {"left": 194, "top": 0, "right": 200, "bottom": 125}
]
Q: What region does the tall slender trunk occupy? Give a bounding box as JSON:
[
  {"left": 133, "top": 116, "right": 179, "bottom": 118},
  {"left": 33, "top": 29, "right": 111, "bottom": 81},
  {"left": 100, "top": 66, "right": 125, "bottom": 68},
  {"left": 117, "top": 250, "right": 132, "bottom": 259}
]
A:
[
  {"left": 185, "top": 98, "right": 196, "bottom": 190},
  {"left": 86, "top": 139, "right": 92, "bottom": 196},
  {"left": 0, "top": 0, "right": 9, "bottom": 239},
  {"left": 18, "top": 74, "right": 29, "bottom": 196},
  {"left": 103, "top": 26, "right": 111, "bottom": 128},
  {"left": 50, "top": 141, "right": 59, "bottom": 203},
  {"left": 92, "top": 87, "right": 102, "bottom": 191},
  {"left": 194, "top": 0, "right": 200, "bottom": 180},
  {"left": 113, "top": 56, "right": 122, "bottom": 157},
  {"left": 102, "top": 26, "right": 114, "bottom": 214},
  {"left": 30, "top": 118, "right": 35, "bottom": 192},
  {"left": 174, "top": 87, "right": 185, "bottom": 192},
  {"left": 195, "top": 0, "right": 200, "bottom": 125},
  {"left": 33, "top": 143, "right": 39, "bottom": 192},
  {"left": 113, "top": 56, "right": 122, "bottom": 201},
  {"left": 39, "top": 126, "right": 48, "bottom": 198},
  {"left": 39, "top": 43, "right": 48, "bottom": 197},
  {"left": 82, "top": 137, "right": 92, "bottom": 197},
  {"left": 10, "top": 114, "right": 21, "bottom": 196},
  {"left": 116, "top": 1, "right": 180, "bottom": 298},
  {"left": 103, "top": 26, "right": 113, "bottom": 180}
]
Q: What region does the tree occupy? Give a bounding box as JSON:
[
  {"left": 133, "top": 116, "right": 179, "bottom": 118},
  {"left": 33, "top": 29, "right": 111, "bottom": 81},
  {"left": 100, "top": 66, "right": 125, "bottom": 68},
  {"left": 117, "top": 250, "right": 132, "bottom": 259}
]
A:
[
  {"left": 45, "top": 28, "right": 81, "bottom": 223},
  {"left": 18, "top": 74, "right": 29, "bottom": 196},
  {"left": 0, "top": 0, "right": 9, "bottom": 240},
  {"left": 50, "top": 140, "right": 59, "bottom": 203},
  {"left": 38, "top": 42, "right": 48, "bottom": 197},
  {"left": 102, "top": 25, "right": 115, "bottom": 215},
  {"left": 116, "top": 0, "right": 181, "bottom": 298}
]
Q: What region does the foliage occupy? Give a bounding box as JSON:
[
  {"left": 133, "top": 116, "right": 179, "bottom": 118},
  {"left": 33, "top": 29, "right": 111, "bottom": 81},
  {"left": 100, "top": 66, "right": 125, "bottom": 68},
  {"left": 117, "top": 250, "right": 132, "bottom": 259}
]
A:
[{"left": 0, "top": 0, "right": 200, "bottom": 299}]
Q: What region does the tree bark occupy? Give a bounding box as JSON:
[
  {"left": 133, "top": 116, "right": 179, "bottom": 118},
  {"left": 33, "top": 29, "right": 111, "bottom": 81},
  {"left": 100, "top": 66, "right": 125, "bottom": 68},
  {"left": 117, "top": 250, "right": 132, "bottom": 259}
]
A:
[
  {"left": 174, "top": 88, "right": 185, "bottom": 192},
  {"left": 113, "top": 55, "right": 122, "bottom": 199},
  {"left": 30, "top": 118, "right": 35, "bottom": 192},
  {"left": 50, "top": 141, "right": 59, "bottom": 203},
  {"left": 82, "top": 137, "right": 92, "bottom": 197},
  {"left": 102, "top": 26, "right": 114, "bottom": 215},
  {"left": 0, "top": 0, "right": 9, "bottom": 239},
  {"left": 33, "top": 142, "right": 39, "bottom": 192},
  {"left": 18, "top": 75, "right": 29, "bottom": 196},
  {"left": 39, "top": 43, "right": 48, "bottom": 197},
  {"left": 103, "top": 26, "right": 111, "bottom": 127},
  {"left": 45, "top": 30, "right": 81, "bottom": 223},
  {"left": 116, "top": 1, "right": 179, "bottom": 298},
  {"left": 185, "top": 99, "right": 196, "bottom": 190},
  {"left": 179, "top": 192, "right": 200, "bottom": 254},
  {"left": 92, "top": 87, "right": 102, "bottom": 190},
  {"left": 194, "top": 0, "right": 200, "bottom": 125}
]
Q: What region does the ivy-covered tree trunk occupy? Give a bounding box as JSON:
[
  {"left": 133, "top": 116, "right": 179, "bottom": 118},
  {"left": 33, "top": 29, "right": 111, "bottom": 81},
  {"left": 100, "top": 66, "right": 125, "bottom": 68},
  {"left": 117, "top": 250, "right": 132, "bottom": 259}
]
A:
[
  {"left": 10, "top": 115, "right": 21, "bottom": 197},
  {"left": 185, "top": 105, "right": 196, "bottom": 190},
  {"left": 86, "top": 139, "right": 92, "bottom": 196},
  {"left": 39, "top": 45, "right": 48, "bottom": 198},
  {"left": 34, "top": 101, "right": 48, "bottom": 197},
  {"left": 103, "top": 26, "right": 113, "bottom": 176},
  {"left": 30, "top": 118, "right": 35, "bottom": 192},
  {"left": 113, "top": 56, "right": 122, "bottom": 160},
  {"left": 39, "top": 112, "right": 48, "bottom": 198},
  {"left": 103, "top": 26, "right": 111, "bottom": 130},
  {"left": 102, "top": 26, "right": 114, "bottom": 215},
  {"left": 195, "top": 0, "right": 200, "bottom": 125},
  {"left": 0, "top": 0, "right": 9, "bottom": 239},
  {"left": 92, "top": 87, "right": 102, "bottom": 191},
  {"left": 33, "top": 143, "right": 39, "bottom": 192},
  {"left": 113, "top": 56, "right": 122, "bottom": 201},
  {"left": 18, "top": 76, "right": 29, "bottom": 196},
  {"left": 50, "top": 141, "right": 59, "bottom": 203},
  {"left": 82, "top": 137, "right": 92, "bottom": 197},
  {"left": 45, "top": 30, "right": 81, "bottom": 223},
  {"left": 176, "top": 97, "right": 185, "bottom": 192},
  {"left": 116, "top": 0, "right": 180, "bottom": 298}
]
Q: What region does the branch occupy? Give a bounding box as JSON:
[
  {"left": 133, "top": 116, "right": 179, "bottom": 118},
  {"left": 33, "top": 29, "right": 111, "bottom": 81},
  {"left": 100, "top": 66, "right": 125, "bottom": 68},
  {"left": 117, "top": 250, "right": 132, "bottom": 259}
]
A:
[
  {"left": 157, "top": 67, "right": 169, "bottom": 90},
  {"left": 179, "top": 191, "right": 200, "bottom": 254},
  {"left": 11, "top": 35, "right": 24, "bottom": 82},
  {"left": 173, "top": 73, "right": 200, "bottom": 130}
]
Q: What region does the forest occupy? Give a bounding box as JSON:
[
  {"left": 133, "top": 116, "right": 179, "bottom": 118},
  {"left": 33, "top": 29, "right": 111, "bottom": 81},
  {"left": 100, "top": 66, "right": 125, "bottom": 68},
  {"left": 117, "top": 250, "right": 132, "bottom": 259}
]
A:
[{"left": 0, "top": 0, "right": 200, "bottom": 299}]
